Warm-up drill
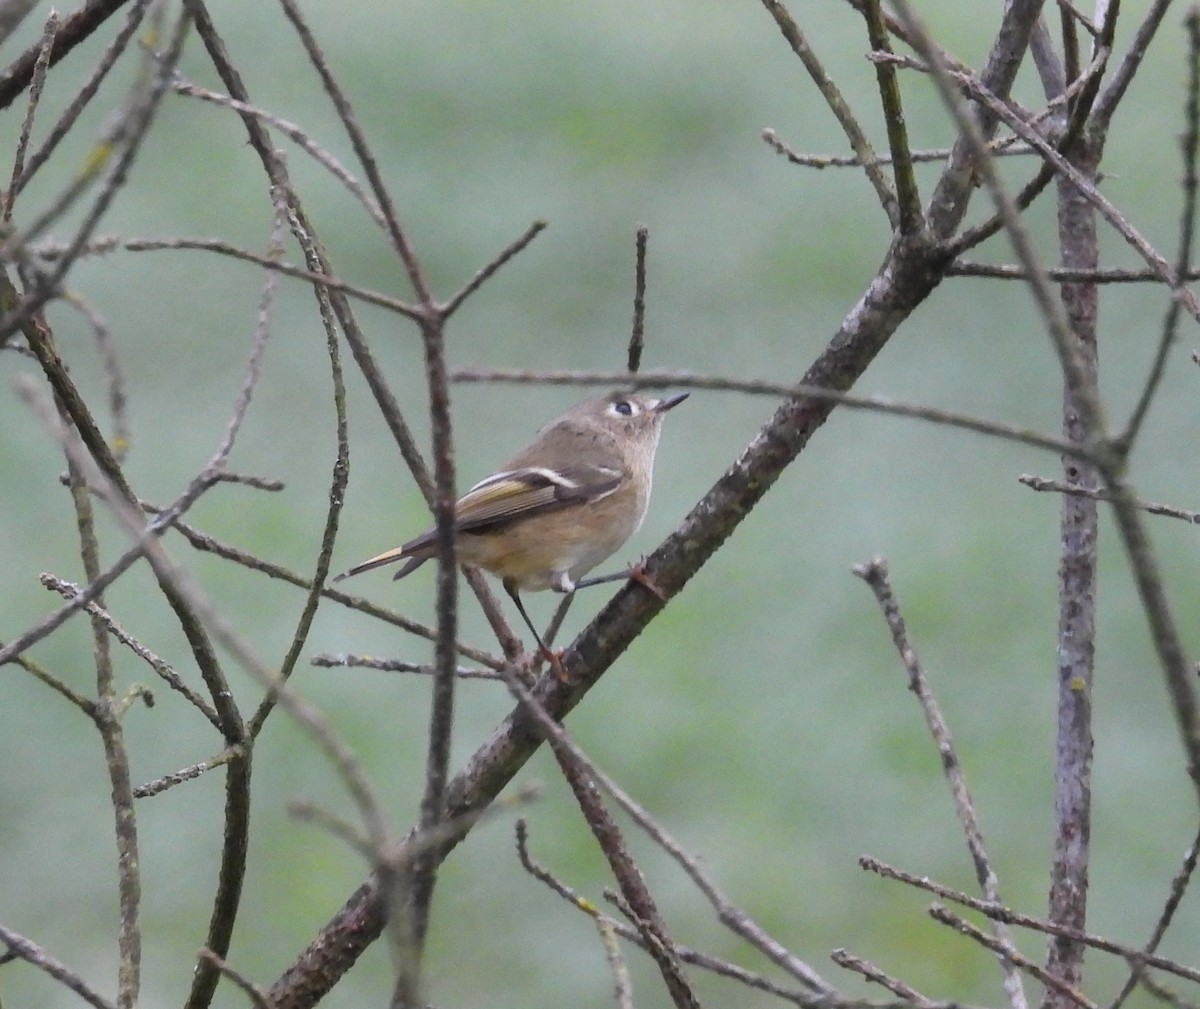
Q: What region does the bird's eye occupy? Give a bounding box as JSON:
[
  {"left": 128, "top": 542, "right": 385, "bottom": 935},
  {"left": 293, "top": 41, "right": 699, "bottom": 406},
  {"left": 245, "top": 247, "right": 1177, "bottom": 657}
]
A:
[{"left": 612, "top": 400, "right": 635, "bottom": 416}]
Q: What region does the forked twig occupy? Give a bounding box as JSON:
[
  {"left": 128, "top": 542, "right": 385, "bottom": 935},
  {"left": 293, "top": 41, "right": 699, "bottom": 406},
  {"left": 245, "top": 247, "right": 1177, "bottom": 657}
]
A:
[
  {"left": 854, "top": 557, "right": 1027, "bottom": 1009},
  {"left": 502, "top": 666, "right": 833, "bottom": 995},
  {"left": 929, "top": 905, "right": 1096, "bottom": 1009}
]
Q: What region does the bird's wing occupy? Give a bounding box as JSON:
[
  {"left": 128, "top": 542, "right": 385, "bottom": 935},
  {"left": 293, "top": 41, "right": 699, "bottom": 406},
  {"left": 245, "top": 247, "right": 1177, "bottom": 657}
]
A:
[
  {"left": 453, "top": 463, "right": 625, "bottom": 531},
  {"left": 332, "top": 464, "right": 625, "bottom": 583}
]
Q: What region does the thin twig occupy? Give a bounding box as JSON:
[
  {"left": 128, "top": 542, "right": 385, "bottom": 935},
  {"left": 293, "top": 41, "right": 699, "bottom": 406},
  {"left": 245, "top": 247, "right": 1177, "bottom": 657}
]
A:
[
  {"left": 0, "top": 0, "right": 135, "bottom": 112},
  {"left": 1107, "top": 821, "right": 1200, "bottom": 1009},
  {"left": 1119, "top": 8, "right": 1200, "bottom": 451},
  {"left": 116, "top": 236, "right": 423, "bottom": 321},
  {"left": 171, "top": 73, "right": 388, "bottom": 228},
  {"left": 861, "top": 0, "right": 922, "bottom": 233},
  {"left": 14, "top": 0, "right": 153, "bottom": 198},
  {"left": 441, "top": 219, "right": 547, "bottom": 319},
  {"left": 1057, "top": 0, "right": 1098, "bottom": 37},
  {"left": 939, "top": 52, "right": 1200, "bottom": 327},
  {"left": 922, "top": 0, "right": 1046, "bottom": 238},
  {"left": 929, "top": 905, "right": 1097, "bottom": 1009},
  {"left": 854, "top": 557, "right": 1028, "bottom": 1009},
  {"left": 763, "top": 127, "right": 1035, "bottom": 168},
  {"left": 1020, "top": 474, "right": 1200, "bottom": 524},
  {"left": 0, "top": 924, "right": 116, "bottom": 1009},
  {"left": 134, "top": 746, "right": 246, "bottom": 799},
  {"left": 759, "top": 0, "right": 898, "bottom": 225},
  {"left": 139, "top": 500, "right": 502, "bottom": 669},
  {"left": 4, "top": 643, "right": 97, "bottom": 711},
  {"left": 3, "top": 8, "right": 57, "bottom": 221},
  {"left": 247, "top": 185, "right": 348, "bottom": 740},
  {"left": 276, "top": 0, "right": 428, "bottom": 303},
  {"left": 451, "top": 366, "right": 1098, "bottom": 462},
  {"left": 830, "top": 949, "right": 936, "bottom": 1005},
  {"left": 515, "top": 821, "right": 821, "bottom": 1006},
  {"left": 41, "top": 573, "right": 220, "bottom": 727},
  {"left": 60, "top": 291, "right": 131, "bottom": 458},
  {"left": 197, "top": 948, "right": 275, "bottom": 1009},
  {"left": 860, "top": 857, "right": 1200, "bottom": 986},
  {"left": 1092, "top": 0, "right": 1173, "bottom": 130},
  {"left": 501, "top": 668, "right": 701, "bottom": 1009},
  {"left": 596, "top": 916, "right": 635, "bottom": 1009},
  {"left": 503, "top": 666, "right": 832, "bottom": 995},
  {"left": 948, "top": 262, "right": 1200, "bottom": 283},
  {"left": 0, "top": 7, "right": 190, "bottom": 344},
  {"left": 311, "top": 653, "right": 504, "bottom": 681},
  {"left": 628, "top": 226, "right": 648, "bottom": 374},
  {"left": 1137, "top": 972, "right": 1200, "bottom": 1009}
]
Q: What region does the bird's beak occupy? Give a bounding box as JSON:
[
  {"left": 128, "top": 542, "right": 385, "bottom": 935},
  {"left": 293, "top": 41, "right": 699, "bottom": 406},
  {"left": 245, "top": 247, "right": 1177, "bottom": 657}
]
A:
[{"left": 654, "top": 392, "right": 689, "bottom": 413}]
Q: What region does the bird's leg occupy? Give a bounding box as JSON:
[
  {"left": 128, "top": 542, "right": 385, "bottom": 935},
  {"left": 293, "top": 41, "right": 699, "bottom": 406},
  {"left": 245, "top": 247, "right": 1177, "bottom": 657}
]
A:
[
  {"left": 545, "top": 592, "right": 575, "bottom": 647},
  {"left": 504, "top": 578, "right": 569, "bottom": 680},
  {"left": 572, "top": 558, "right": 667, "bottom": 602}
]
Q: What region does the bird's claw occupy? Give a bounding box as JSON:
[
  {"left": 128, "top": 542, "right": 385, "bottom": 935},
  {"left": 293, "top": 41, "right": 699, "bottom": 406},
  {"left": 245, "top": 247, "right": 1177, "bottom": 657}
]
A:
[{"left": 628, "top": 560, "right": 668, "bottom": 602}]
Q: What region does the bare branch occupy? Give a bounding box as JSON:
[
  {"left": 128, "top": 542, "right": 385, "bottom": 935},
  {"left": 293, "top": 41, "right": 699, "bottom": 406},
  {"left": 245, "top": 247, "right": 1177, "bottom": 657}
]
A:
[
  {"left": 3, "top": 8, "right": 57, "bottom": 220},
  {"left": 442, "top": 219, "right": 547, "bottom": 319},
  {"left": 860, "top": 857, "right": 1200, "bottom": 986},
  {"left": 929, "top": 906, "right": 1097, "bottom": 1009},
  {"left": 515, "top": 820, "right": 823, "bottom": 1007},
  {"left": 924, "top": 0, "right": 1047, "bottom": 237},
  {"left": 830, "top": 949, "right": 937, "bottom": 1006},
  {"left": 450, "top": 366, "right": 1098, "bottom": 461},
  {"left": 0, "top": 923, "right": 116, "bottom": 1009},
  {"left": 1119, "top": 9, "right": 1200, "bottom": 451},
  {"left": 134, "top": 747, "right": 246, "bottom": 799},
  {"left": 628, "top": 225, "right": 648, "bottom": 374},
  {"left": 759, "top": 0, "right": 898, "bottom": 225},
  {"left": 854, "top": 557, "right": 1028, "bottom": 1009},
  {"left": 1020, "top": 475, "right": 1200, "bottom": 525},
  {"left": 198, "top": 948, "right": 276, "bottom": 1009},
  {"left": 501, "top": 666, "right": 833, "bottom": 996},
  {"left": 42, "top": 573, "right": 221, "bottom": 728},
  {"left": 1092, "top": 0, "right": 1173, "bottom": 130},
  {"left": 501, "top": 670, "right": 701, "bottom": 1009},
  {"left": 0, "top": 0, "right": 136, "bottom": 112},
  {"left": 860, "top": 0, "right": 923, "bottom": 233},
  {"left": 1107, "top": 821, "right": 1200, "bottom": 1009}
]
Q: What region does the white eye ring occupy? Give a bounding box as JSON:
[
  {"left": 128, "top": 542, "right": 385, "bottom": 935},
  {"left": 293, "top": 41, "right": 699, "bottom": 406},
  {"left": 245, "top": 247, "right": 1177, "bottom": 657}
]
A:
[{"left": 610, "top": 399, "right": 638, "bottom": 417}]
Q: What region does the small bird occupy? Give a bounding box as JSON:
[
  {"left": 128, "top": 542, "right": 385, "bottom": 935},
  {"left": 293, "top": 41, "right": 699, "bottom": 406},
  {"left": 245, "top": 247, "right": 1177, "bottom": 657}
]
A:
[{"left": 334, "top": 390, "right": 688, "bottom": 663}]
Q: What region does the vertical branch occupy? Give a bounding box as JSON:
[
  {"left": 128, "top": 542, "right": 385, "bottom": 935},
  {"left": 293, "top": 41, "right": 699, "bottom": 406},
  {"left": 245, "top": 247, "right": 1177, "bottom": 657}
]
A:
[
  {"left": 628, "top": 225, "right": 648, "bottom": 374},
  {"left": 1061, "top": 5, "right": 1081, "bottom": 97},
  {"left": 64, "top": 443, "right": 141, "bottom": 1009},
  {"left": 3, "top": 8, "right": 57, "bottom": 220},
  {"left": 1045, "top": 69, "right": 1101, "bottom": 1009},
  {"left": 888, "top": 4, "right": 1105, "bottom": 999},
  {"left": 393, "top": 307, "right": 458, "bottom": 1009},
  {"left": 862, "top": 0, "right": 923, "bottom": 233}
]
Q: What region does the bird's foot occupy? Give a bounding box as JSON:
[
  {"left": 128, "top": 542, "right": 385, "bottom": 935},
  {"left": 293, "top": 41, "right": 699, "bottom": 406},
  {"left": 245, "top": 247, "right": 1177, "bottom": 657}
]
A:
[{"left": 627, "top": 559, "right": 668, "bottom": 602}]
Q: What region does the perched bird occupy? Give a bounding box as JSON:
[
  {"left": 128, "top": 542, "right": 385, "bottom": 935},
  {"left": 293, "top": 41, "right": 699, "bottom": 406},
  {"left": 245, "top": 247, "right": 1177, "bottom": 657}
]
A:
[{"left": 334, "top": 390, "right": 688, "bottom": 661}]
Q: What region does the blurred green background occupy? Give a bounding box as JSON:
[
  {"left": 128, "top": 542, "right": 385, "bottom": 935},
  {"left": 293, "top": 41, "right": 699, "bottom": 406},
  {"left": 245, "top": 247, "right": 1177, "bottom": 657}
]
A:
[{"left": 2, "top": 2, "right": 1199, "bottom": 1007}]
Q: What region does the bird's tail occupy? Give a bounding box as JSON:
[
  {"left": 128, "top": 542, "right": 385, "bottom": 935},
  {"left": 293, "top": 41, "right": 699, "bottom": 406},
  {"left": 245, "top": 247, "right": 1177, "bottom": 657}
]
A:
[{"left": 332, "top": 546, "right": 429, "bottom": 582}]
